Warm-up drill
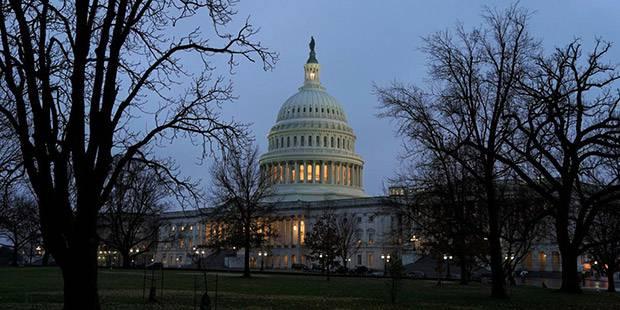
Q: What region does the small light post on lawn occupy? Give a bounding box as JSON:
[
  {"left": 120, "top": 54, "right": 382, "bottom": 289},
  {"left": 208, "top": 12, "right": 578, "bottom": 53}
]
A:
[
  {"left": 381, "top": 254, "right": 391, "bottom": 276},
  {"left": 443, "top": 254, "right": 453, "bottom": 279},
  {"left": 258, "top": 251, "right": 267, "bottom": 271}
]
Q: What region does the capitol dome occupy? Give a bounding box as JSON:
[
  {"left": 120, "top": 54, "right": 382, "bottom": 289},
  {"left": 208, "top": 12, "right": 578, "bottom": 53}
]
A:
[{"left": 260, "top": 37, "right": 366, "bottom": 201}]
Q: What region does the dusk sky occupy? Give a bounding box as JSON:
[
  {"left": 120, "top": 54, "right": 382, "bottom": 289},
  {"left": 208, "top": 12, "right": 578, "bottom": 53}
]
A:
[{"left": 166, "top": 0, "right": 620, "bottom": 200}]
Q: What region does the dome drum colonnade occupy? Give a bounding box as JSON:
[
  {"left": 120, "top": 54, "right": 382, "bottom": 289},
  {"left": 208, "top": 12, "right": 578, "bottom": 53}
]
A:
[{"left": 259, "top": 37, "right": 366, "bottom": 201}]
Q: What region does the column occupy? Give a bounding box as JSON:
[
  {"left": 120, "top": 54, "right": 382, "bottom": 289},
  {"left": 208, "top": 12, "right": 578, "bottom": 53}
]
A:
[
  {"left": 297, "top": 217, "right": 303, "bottom": 261},
  {"left": 330, "top": 161, "right": 335, "bottom": 184},
  {"left": 360, "top": 167, "right": 363, "bottom": 188},
  {"left": 289, "top": 218, "right": 294, "bottom": 247},
  {"left": 285, "top": 161, "right": 290, "bottom": 184}
]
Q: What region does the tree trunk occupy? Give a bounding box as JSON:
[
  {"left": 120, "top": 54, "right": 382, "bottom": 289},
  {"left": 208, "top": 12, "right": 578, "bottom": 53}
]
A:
[
  {"left": 459, "top": 256, "right": 469, "bottom": 285},
  {"left": 606, "top": 265, "right": 616, "bottom": 293},
  {"left": 11, "top": 245, "right": 18, "bottom": 266},
  {"left": 243, "top": 224, "right": 251, "bottom": 278},
  {"left": 559, "top": 250, "right": 581, "bottom": 293},
  {"left": 61, "top": 243, "right": 100, "bottom": 309},
  {"left": 42, "top": 252, "right": 49, "bottom": 266},
  {"left": 121, "top": 251, "right": 131, "bottom": 268},
  {"left": 484, "top": 166, "right": 507, "bottom": 298}
]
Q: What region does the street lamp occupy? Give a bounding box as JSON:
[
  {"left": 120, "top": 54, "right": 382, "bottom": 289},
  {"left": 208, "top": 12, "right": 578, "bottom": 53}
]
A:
[
  {"left": 443, "top": 254, "right": 453, "bottom": 279},
  {"left": 381, "top": 254, "right": 391, "bottom": 276},
  {"left": 258, "top": 251, "right": 267, "bottom": 271}
]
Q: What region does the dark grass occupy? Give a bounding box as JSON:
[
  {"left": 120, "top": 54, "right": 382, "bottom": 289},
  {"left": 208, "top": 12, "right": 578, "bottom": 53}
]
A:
[{"left": 0, "top": 267, "right": 618, "bottom": 309}]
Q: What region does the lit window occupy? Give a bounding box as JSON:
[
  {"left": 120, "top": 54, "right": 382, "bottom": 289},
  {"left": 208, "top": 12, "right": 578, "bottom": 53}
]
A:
[
  {"left": 307, "top": 164, "right": 312, "bottom": 181},
  {"left": 300, "top": 165, "right": 305, "bottom": 181},
  {"left": 315, "top": 164, "right": 320, "bottom": 181},
  {"left": 323, "top": 164, "right": 328, "bottom": 182},
  {"left": 367, "top": 229, "right": 375, "bottom": 245}
]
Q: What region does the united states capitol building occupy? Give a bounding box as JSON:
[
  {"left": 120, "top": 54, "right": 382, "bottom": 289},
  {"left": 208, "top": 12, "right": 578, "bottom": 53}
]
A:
[{"left": 152, "top": 39, "right": 564, "bottom": 275}]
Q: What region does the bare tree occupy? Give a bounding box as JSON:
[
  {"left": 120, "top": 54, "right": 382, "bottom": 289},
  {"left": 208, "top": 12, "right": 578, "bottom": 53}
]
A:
[
  {"left": 305, "top": 210, "right": 340, "bottom": 279},
  {"left": 388, "top": 154, "right": 487, "bottom": 285},
  {"left": 585, "top": 205, "right": 620, "bottom": 293},
  {"left": 376, "top": 5, "right": 538, "bottom": 298},
  {"left": 99, "top": 160, "right": 170, "bottom": 268},
  {"left": 334, "top": 213, "right": 361, "bottom": 270},
  {"left": 0, "top": 193, "right": 40, "bottom": 266},
  {"left": 0, "top": 1, "right": 276, "bottom": 307},
  {"left": 208, "top": 144, "right": 275, "bottom": 277},
  {"left": 498, "top": 39, "right": 620, "bottom": 293}
]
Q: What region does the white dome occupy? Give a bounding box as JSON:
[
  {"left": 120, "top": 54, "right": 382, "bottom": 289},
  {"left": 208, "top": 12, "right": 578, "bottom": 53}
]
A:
[
  {"left": 277, "top": 87, "right": 347, "bottom": 122},
  {"left": 259, "top": 39, "right": 366, "bottom": 202}
]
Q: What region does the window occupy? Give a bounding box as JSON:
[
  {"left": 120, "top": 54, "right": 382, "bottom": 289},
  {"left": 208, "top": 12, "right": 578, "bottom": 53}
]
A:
[
  {"left": 367, "top": 253, "right": 374, "bottom": 266},
  {"left": 299, "top": 165, "right": 305, "bottom": 181},
  {"left": 357, "top": 217, "right": 362, "bottom": 224},
  {"left": 308, "top": 136, "right": 312, "bottom": 146},
  {"left": 301, "top": 136, "right": 304, "bottom": 146},
  {"left": 368, "top": 215, "right": 374, "bottom": 223},
  {"left": 357, "top": 254, "right": 362, "bottom": 266},
  {"left": 291, "top": 167, "right": 296, "bottom": 182},
  {"left": 307, "top": 164, "right": 312, "bottom": 181},
  {"left": 287, "top": 137, "right": 290, "bottom": 147},
  {"left": 281, "top": 137, "right": 284, "bottom": 148},
  {"left": 323, "top": 164, "right": 328, "bottom": 182},
  {"left": 331, "top": 137, "right": 334, "bottom": 147},
  {"left": 322, "top": 108, "right": 324, "bottom": 113},
  {"left": 316, "top": 136, "right": 320, "bottom": 146},
  {"left": 337, "top": 138, "right": 340, "bottom": 148},
  {"left": 294, "top": 136, "right": 297, "bottom": 146},
  {"left": 355, "top": 229, "right": 363, "bottom": 242},
  {"left": 367, "top": 229, "right": 375, "bottom": 245},
  {"left": 315, "top": 164, "right": 320, "bottom": 181},
  {"left": 324, "top": 136, "right": 327, "bottom": 147}
]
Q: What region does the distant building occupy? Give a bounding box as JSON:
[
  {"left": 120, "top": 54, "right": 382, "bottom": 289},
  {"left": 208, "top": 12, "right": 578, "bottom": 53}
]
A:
[
  {"left": 153, "top": 38, "right": 414, "bottom": 271},
  {"left": 152, "top": 39, "right": 574, "bottom": 276}
]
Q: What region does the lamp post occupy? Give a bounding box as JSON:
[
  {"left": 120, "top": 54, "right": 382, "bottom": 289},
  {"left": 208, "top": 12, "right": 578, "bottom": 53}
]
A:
[
  {"left": 381, "top": 254, "right": 391, "bottom": 276},
  {"left": 443, "top": 254, "right": 453, "bottom": 279},
  {"left": 258, "top": 251, "right": 267, "bottom": 271}
]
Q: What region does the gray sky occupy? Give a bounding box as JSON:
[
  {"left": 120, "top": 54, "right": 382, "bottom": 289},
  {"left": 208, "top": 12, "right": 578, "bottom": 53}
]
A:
[{"left": 167, "top": 0, "right": 620, "bottom": 198}]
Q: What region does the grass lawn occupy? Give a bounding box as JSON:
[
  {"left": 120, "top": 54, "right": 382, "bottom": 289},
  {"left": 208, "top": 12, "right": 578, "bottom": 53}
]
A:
[{"left": 0, "top": 267, "right": 618, "bottom": 309}]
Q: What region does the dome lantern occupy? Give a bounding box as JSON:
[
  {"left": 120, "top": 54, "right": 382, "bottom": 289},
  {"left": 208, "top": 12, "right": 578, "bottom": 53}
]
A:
[{"left": 304, "top": 36, "right": 321, "bottom": 87}]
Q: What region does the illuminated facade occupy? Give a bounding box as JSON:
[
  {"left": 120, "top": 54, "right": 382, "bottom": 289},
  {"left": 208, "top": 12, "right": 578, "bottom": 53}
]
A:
[
  {"left": 259, "top": 36, "right": 366, "bottom": 201},
  {"left": 153, "top": 38, "right": 407, "bottom": 271}
]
